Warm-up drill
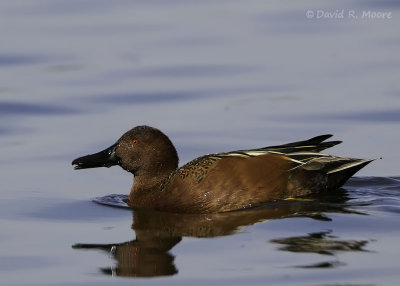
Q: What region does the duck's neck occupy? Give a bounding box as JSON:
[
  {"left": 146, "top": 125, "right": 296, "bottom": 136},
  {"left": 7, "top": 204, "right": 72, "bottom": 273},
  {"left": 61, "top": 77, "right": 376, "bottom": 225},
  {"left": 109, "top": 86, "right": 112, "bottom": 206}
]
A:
[{"left": 128, "top": 168, "right": 175, "bottom": 207}]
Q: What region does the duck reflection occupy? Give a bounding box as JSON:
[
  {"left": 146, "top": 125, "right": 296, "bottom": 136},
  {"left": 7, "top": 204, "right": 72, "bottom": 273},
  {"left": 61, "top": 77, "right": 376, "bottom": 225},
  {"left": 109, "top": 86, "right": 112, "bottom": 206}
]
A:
[
  {"left": 271, "top": 230, "right": 369, "bottom": 269},
  {"left": 72, "top": 189, "right": 363, "bottom": 277},
  {"left": 73, "top": 231, "right": 180, "bottom": 277},
  {"left": 271, "top": 230, "right": 368, "bottom": 256}
]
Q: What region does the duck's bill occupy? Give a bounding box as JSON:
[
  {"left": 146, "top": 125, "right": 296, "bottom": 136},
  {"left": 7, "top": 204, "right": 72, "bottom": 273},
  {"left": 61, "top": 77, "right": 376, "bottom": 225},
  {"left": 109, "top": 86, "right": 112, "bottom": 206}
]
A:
[{"left": 72, "top": 143, "right": 120, "bottom": 170}]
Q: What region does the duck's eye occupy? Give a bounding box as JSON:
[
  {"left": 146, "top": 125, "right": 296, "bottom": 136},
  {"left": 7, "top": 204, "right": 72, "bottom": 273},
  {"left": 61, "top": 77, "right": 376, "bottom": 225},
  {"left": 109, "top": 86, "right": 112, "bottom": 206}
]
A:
[{"left": 131, "top": 139, "right": 138, "bottom": 145}]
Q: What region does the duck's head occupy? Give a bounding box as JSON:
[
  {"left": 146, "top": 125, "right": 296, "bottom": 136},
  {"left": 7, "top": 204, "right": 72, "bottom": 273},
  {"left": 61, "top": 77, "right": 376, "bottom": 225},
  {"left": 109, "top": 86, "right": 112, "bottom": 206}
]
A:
[{"left": 72, "top": 126, "right": 179, "bottom": 177}]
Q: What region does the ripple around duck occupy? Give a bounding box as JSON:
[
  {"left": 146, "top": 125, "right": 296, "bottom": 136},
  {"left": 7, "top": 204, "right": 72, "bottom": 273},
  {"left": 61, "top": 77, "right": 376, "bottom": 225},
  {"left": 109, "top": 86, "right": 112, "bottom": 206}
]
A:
[
  {"left": 346, "top": 176, "right": 400, "bottom": 188},
  {"left": 93, "top": 194, "right": 130, "bottom": 209},
  {"left": 92, "top": 177, "right": 400, "bottom": 217},
  {"left": 339, "top": 177, "right": 400, "bottom": 216}
]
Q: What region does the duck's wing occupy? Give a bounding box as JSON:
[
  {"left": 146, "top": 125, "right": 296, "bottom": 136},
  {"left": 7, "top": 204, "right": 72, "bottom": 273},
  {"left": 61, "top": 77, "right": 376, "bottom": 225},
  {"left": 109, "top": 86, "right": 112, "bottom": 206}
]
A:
[
  {"left": 213, "top": 135, "right": 374, "bottom": 191},
  {"left": 215, "top": 134, "right": 341, "bottom": 159},
  {"left": 172, "top": 135, "right": 374, "bottom": 212},
  {"left": 254, "top": 134, "right": 342, "bottom": 153}
]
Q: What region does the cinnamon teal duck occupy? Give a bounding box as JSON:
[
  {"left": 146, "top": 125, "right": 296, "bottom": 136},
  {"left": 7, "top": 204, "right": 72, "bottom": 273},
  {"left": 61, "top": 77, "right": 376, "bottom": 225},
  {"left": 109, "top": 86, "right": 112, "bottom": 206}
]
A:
[{"left": 72, "top": 126, "right": 373, "bottom": 213}]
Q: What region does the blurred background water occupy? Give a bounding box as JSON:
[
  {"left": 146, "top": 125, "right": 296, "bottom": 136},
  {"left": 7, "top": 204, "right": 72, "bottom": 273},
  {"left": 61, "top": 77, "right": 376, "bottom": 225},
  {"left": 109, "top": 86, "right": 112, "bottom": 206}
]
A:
[{"left": 0, "top": 1, "right": 399, "bottom": 285}]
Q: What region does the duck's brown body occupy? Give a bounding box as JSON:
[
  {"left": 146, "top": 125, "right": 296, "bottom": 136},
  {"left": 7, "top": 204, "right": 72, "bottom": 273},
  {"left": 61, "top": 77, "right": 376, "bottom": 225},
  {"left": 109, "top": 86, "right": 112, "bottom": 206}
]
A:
[
  {"left": 72, "top": 126, "right": 373, "bottom": 213},
  {"left": 129, "top": 154, "right": 293, "bottom": 213}
]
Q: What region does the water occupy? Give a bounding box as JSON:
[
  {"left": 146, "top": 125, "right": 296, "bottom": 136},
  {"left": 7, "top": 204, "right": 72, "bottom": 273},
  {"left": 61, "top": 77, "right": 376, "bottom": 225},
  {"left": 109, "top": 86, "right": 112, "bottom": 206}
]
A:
[{"left": 1, "top": 0, "right": 400, "bottom": 285}]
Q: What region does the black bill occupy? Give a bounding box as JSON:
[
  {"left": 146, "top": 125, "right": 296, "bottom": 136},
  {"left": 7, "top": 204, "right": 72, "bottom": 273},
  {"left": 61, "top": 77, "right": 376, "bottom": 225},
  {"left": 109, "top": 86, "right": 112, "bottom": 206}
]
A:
[{"left": 72, "top": 143, "right": 120, "bottom": 170}]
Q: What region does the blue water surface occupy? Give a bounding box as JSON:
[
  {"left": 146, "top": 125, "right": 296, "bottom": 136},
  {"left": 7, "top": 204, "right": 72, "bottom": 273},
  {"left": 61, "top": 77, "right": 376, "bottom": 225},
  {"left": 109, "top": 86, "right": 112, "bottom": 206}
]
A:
[{"left": 0, "top": 1, "right": 399, "bottom": 285}]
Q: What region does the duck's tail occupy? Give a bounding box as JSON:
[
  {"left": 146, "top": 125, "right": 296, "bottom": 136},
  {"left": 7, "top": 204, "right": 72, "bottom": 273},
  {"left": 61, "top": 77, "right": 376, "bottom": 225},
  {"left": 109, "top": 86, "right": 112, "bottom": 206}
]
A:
[
  {"left": 264, "top": 134, "right": 375, "bottom": 192},
  {"left": 324, "top": 158, "right": 375, "bottom": 190},
  {"left": 288, "top": 156, "right": 375, "bottom": 194}
]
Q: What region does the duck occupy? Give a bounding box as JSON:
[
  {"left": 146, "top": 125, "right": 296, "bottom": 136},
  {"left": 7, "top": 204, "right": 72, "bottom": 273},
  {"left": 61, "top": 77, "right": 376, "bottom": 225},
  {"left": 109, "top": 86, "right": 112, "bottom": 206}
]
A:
[{"left": 72, "top": 125, "right": 373, "bottom": 213}]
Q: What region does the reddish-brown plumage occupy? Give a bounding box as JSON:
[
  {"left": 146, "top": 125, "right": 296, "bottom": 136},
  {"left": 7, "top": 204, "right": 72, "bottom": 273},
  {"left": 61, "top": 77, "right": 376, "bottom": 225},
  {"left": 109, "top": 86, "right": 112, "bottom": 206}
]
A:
[
  {"left": 129, "top": 154, "right": 294, "bottom": 213},
  {"left": 169, "top": 154, "right": 292, "bottom": 213},
  {"left": 72, "top": 125, "right": 373, "bottom": 213}
]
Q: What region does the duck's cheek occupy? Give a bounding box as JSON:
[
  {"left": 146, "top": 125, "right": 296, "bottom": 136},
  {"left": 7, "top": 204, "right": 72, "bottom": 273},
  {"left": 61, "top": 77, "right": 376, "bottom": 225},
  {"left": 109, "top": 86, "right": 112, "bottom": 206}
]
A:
[{"left": 118, "top": 160, "right": 138, "bottom": 174}]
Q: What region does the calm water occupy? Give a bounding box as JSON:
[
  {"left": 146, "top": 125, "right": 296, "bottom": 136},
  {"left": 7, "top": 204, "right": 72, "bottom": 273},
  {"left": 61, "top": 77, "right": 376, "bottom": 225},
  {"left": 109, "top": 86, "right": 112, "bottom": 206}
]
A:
[{"left": 1, "top": 1, "right": 400, "bottom": 285}]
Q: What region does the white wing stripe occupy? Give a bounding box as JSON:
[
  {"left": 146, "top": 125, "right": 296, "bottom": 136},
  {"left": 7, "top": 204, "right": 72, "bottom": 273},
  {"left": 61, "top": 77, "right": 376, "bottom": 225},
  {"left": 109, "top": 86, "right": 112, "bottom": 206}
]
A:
[{"left": 326, "top": 161, "right": 366, "bottom": 174}]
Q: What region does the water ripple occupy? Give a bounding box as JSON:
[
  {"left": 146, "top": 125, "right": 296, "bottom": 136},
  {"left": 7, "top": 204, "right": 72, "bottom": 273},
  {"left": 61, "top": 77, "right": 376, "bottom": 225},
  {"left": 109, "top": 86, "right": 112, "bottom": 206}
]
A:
[
  {"left": 106, "top": 64, "right": 262, "bottom": 79},
  {"left": 87, "top": 85, "right": 289, "bottom": 105},
  {"left": 92, "top": 177, "right": 400, "bottom": 218},
  {"left": 0, "top": 101, "right": 80, "bottom": 117},
  {"left": 0, "top": 54, "right": 47, "bottom": 67},
  {"left": 272, "top": 110, "right": 400, "bottom": 123}
]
